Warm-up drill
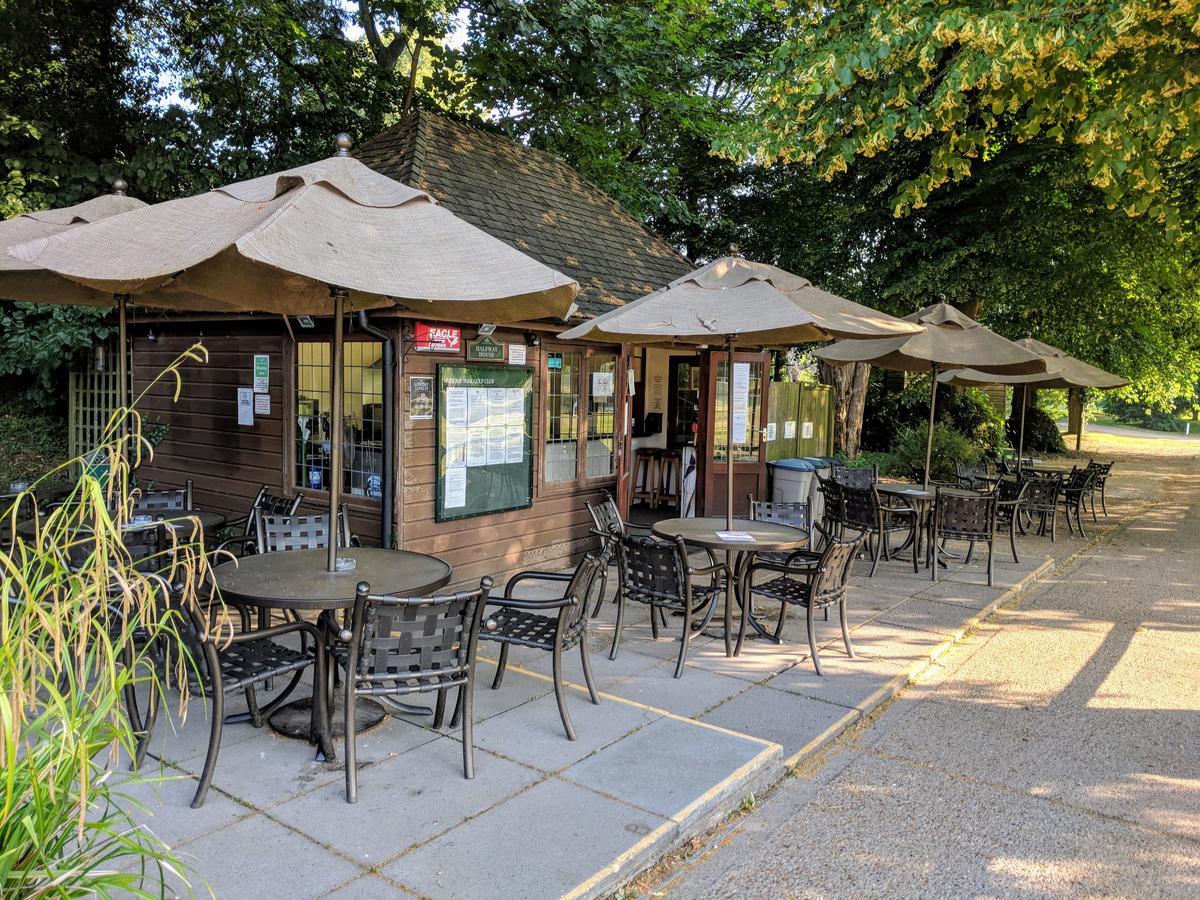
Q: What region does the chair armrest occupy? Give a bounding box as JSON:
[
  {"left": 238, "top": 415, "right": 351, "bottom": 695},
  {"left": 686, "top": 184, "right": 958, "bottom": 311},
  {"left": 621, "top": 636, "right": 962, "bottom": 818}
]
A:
[
  {"left": 784, "top": 548, "right": 821, "bottom": 567},
  {"left": 689, "top": 562, "right": 730, "bottom": 579},
  {"left": 225, "top": 618, "right": 320, "bottom": 645},
  {"left": 486, "top": 595, "right": 576, "bottom": 611},
  {"left": 504, "top": 570, "right": 574, "bottom": 599},
  {"left": 212, "top": 534, "right": 259, "bottom": 559}
]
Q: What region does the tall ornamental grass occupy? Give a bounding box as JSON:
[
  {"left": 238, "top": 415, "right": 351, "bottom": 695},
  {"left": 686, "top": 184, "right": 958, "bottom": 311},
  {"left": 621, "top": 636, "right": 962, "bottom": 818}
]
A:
[{"left": 0, "top": 344, "right": 222, "bottom": 898}]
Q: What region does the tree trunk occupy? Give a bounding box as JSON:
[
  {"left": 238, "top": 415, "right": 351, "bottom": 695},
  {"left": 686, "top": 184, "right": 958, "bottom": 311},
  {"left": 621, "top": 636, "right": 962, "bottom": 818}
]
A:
[{"left": 819, "top": 361, "right": 870, "bottom": 457}]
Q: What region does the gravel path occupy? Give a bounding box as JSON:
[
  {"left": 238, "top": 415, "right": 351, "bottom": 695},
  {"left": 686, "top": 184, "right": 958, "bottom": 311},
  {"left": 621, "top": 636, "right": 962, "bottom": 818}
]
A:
[{"left": 652, "top": 457, "right": 1200, "bottom": 898}]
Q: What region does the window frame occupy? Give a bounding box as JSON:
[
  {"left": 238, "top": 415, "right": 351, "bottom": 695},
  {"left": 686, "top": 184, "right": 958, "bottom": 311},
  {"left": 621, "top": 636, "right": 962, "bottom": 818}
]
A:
[
  {"left": 537, "top": 341, "right": 621, "bottom": 496},
  {"left": 287, "top": 334, "right": 386, "bottom": 506}
]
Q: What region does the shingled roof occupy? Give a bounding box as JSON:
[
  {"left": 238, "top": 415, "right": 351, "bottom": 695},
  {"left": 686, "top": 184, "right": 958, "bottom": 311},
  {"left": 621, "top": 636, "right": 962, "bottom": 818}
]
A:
[{"left": 357, "top": 110, "right": 693, "bottom": 320}]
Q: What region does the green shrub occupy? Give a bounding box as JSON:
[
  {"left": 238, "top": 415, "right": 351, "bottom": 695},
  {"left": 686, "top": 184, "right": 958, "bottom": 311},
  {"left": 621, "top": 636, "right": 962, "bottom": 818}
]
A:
[
  {"left": 1009, "top": 405, "right": 1066, "bottom": 453},
  {"left": 889, "top": 423, "right": 981, "bottom": 482},
  {"left": 861, "top": 373, "right": 1007, "bottom": 458},
  {"left": 0, "top": 405, "right": 68, "bottom": 483}
]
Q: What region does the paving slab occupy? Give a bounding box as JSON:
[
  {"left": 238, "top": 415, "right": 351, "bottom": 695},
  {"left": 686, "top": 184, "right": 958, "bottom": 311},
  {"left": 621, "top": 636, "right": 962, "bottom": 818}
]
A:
[
  {"left": 603, "top": 659, "right": 751, "bottom": 717},
  {"left": 267, "top": 739, "right": 543, "bottom": 864},
  {"left": 384, "top": 777, "right": 670, "bottom": 899},
  {"left": 111, "top": 764, "right": 253, "bottom": 848},
  {"left": 563, "top": 715, "right": 773, "bottom": 820},
  {"left": 698, "top": 684, "right": 853, "bottom": 759},
  {"left": 765, "top": 652, "right": 913, "bottom": 711},
  {"left": 171, "top": 812, "right": 362, "bottom": 899},
  {"left": 324, "top": 873, "right": 411, "bottom": 898}
]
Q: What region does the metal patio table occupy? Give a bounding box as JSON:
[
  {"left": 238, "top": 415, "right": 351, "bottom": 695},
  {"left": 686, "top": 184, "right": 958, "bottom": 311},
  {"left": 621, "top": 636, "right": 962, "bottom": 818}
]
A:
[
  {"left": 652, "top": 516, "right": 809, "bottom": 655},
  {"left": 876, "top": 483, "right": 985, "bottom": 567},
  {"left": 214, "top": 546, "right": 453, "bottom": 750}
]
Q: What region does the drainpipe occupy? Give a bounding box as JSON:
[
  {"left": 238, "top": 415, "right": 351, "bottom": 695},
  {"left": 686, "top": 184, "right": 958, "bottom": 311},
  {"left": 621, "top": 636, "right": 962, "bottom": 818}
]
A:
[{"left": 357, "top": 311, "right": 395, "bottom": 548}]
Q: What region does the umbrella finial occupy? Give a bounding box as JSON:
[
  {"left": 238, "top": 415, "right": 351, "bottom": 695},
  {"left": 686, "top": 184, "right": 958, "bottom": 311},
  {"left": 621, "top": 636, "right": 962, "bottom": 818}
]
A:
[
  {"left": 335, "top": 133, "right": 353, "bottom": 157},
  {"left": 728, "top": 243, "right": 740, "bottom": 257},
  {"left": 112, "top": 177, "right": 128, "bottom": 196}
]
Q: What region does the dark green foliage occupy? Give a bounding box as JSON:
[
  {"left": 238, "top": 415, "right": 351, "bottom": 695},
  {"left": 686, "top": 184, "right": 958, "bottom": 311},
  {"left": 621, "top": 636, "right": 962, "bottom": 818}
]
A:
[
  {"left": 0, "top": 402, "right": 68, "bottom": 482},
  {"left": 888, "top": 423, "right": 980, "bottom": 483},
  {"left": 860, "top": 374, "right": 1006, "bottom": 458},
  {"left": 1010, "top": 406, "right": 1067, "bottom": 454},
  {"left": 0, "top": 304, "right": 115, "bottom": 408},
  {"left": 1099, "top": 393, "right": 1193, "bottom": 432}
]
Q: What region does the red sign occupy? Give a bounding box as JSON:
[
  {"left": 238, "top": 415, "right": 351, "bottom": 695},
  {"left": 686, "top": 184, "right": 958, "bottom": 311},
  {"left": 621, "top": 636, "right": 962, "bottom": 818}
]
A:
[{"left": 414, "top": 322, "right": 461, "bottom": 352}]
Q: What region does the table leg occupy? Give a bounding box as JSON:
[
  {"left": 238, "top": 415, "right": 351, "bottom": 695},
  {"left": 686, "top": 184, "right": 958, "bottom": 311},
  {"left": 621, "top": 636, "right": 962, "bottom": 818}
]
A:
[{"left": 723, "top": 549, "right": 733, "bottom": 656}]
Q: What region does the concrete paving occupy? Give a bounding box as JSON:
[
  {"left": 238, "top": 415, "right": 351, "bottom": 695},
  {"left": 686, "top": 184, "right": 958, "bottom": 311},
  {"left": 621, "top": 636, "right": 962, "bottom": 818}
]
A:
[
  {"left": 118, "top": 472, "right": 1115, "bottom": 897},
  {"left": 652, "top": 461, "right": 1200, "bottom": 898}
]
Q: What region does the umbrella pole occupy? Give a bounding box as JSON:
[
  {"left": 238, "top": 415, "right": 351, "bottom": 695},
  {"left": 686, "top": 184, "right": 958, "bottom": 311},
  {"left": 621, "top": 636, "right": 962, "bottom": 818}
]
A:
[
  {"left": 116, "top": 293, "right": 130, "bottom": 452},
  {"left": 1017, "top": 391, "right": 1027, "bottom": 475},
  {"left": 328, "top": 288, "right": 346, "bottom": 573},
  {"left": 725, "top": 336, "right": 735, "bottom": 657},
  {"left": 923, "top": 365, "right": 938, "bottom": 489}
]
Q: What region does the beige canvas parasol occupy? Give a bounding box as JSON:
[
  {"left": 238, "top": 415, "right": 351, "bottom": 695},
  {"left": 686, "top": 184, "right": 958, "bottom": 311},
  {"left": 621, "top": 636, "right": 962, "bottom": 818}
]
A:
[
  {"left": 560, "top": 255, "right": 922, "bottom": 656},
  {"left": 11, "top": 136, "right": 579, "bottom": 571},
  {"left": 939, "top": 337, "right": 1128, "bottom": 467},
  {"left": 814, "top": 303, "right": 1047, "bottom": 487}
]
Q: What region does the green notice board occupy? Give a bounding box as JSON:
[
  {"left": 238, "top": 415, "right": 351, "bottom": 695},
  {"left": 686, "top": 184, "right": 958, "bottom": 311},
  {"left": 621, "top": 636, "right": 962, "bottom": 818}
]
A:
[{"left": 436, "top": 364, "right": 534, "bottom": 522}]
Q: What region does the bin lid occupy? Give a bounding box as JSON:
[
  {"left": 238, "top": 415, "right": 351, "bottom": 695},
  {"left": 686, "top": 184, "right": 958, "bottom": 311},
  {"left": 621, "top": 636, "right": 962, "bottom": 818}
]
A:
[
  {"left": 802, "top": 456, "right": 838, "bottom": 467},
  {"left": 768, "top": 458, "right": 817, "bottom": 472}
]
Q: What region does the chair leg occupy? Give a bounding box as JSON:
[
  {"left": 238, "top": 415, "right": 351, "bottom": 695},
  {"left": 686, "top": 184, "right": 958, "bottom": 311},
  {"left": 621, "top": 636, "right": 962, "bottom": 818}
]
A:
[
  {"left": 433, "top": 688, "right": 447, "bottom": 728},
  {"left": 772, "top": 599, "right": 788, "bottom": 642},
  {"left": 807, "top": 603, "right": 822, "bottom": 675},
  {"left": 192, "top": 687, "right": 224, "bottom": 809},
  {"left": 591, "top": 566, "right": 609, "bottom": 618},
  {"left": 1009, "top": 519, "right": 1020, "bottom": 564},
  {"left": 552, "top": 644, "right": 576, "bottom": 741},
  {"left": 344, "top": 680, "right": 358, "bottom": 803},
  {"left": 987, "top": 539, "right": 994, "bottom": 587},
  {"left": 461, "top": 680, "right": 476, "bottom": 779},
  {"left": 649, "top": 600, "right": 660, "bottom": 639},
  {"left": 244, "top": 686, "right": 263, "bottom": 728},
  {"left": 911, "top": 521, "right": 920, "bottom": 573},
  {"left": 674, "top": 604, "right": 692, "bottom": 679},
  {"left": 964, "top": 540, "right": 975, "bottom": 565},
  {"left": 1090, "top": 492, "right": 1098, "bottom": 523},
  {"left": 492, "top": 643, "right": 509, "bottom": 690},
  {"left": 609, "top": 591, "right": 625, "bottom": 660},
  {"left": 133, "top": 675, "right": 159, "bottom": 770},
  {"left": 840, "top": 599, "right": 854, "bottom": 659},
  {"left": 869, "top": 521, "right": 882, "bottom": 577},
  {"left": 449, "top": 685, "right": 463, "bottom": 728},
  {"left": 580, "top": 639, "right": 600, "bottom": 705},
  {"left": 931, "top": 533, "right": 939, "bottom": 582},
  {"left": 1101, "top": 484, "right": 1108, "bottom": 516}
]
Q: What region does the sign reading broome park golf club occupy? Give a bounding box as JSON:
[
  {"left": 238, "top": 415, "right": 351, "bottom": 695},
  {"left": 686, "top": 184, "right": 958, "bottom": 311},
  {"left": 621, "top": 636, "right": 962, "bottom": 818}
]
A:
[{"left": 436, "top": 364, "right": 533, "bottom": 522}]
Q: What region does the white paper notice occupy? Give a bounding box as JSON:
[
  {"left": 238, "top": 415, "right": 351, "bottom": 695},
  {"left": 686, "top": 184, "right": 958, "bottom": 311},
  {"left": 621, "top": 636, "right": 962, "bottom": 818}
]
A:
[
  {"left": 466, "top": 430, "right": 487, "bottom": 467},
  {"left": 486, "top": 427, "right": 506, "bottom": 465},
  {"left": 445, "top": 427, "right": 468, "bottom": 468},
  {"left": 508, "top": 343, "right": 527, "bottom": 365},
  {"left": 253, "top": 393, "right": 270, "bottom": 416},
  {"left": 505, "top": 388, "right": 524, "bottom": 425},
  {"left": 591, "top": 371, "right": 615, "bottom": 397},
  {"left": 446, "top": 388, "right": 468, "bottom": 428},
  {"left": 715, "top": 530, "right": 754, "bottom": 542},
  {"left": 488, "top": 388, "right": 506, "bottom": 426},
  {"left": 467, "top": 388, "right": 489, "bottom": 428},
  {"left": 765, "top": 422, "right": 777, "bottom": 441},
  {"left": 784, "top": 420, "right": 797, "bottom": 439},
  {"left": 237, "top": 388, "right": 254, "bottom": 426},
  {"left": 444, "top": 467, "right": 467, "bottom": 509},
  {"left": 505, "top": 426, "right": 524, "bottom": 463},
  {"left": 731, "top": 362, "right": 750, "bottom": 444},
  {"left": 802, "top": 421, "right": 814, "bottom": 439}
]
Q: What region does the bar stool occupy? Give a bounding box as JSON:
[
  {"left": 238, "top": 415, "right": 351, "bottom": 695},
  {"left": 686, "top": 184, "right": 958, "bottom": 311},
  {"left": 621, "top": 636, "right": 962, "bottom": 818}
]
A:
[
  {"left": 656, "top": 448, "right": 681, "bottom": 510},
  {"left": 631, "top": 448, "right": 658, "bottom": 509}
]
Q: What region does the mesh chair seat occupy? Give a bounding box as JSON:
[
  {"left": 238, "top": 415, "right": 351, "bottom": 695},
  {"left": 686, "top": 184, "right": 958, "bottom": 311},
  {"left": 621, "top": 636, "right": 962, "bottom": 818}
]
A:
[
  {"left": 482, "top": 608, "right": 576, "bottom": 651},
  {"left": 196, "top": 638, "right": 316, "bottom": 693}
]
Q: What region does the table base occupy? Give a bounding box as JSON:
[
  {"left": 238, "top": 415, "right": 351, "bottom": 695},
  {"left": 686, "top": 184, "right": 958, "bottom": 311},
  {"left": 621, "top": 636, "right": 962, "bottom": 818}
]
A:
[{"left": 268, "top": 694, "right": 435, "bottom": 744}]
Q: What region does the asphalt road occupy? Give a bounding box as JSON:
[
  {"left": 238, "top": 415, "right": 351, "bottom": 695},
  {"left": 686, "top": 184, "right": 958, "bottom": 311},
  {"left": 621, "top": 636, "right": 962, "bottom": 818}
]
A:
[{"left": 658, "top": 465, "right": 1200, "bottom": 898}]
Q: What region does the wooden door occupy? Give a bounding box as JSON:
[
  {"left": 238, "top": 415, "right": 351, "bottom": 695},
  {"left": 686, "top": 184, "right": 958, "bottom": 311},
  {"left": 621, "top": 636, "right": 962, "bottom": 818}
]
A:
[
  {"left": 614, "top": 344, "right": 634, "bottom": 519},
  {"left": 701, "top": 350, "right": 770, "bottom": 517}
]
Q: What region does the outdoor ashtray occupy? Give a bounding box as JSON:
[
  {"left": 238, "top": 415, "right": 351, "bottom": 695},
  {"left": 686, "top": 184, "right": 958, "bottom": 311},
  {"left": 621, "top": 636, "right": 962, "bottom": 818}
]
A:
[{"left": 335, "top": 556, "right": 357, "bottom": 572}]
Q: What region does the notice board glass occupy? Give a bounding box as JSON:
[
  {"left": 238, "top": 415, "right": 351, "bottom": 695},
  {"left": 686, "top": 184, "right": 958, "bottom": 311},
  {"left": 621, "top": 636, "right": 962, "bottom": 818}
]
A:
[{"left": 436, "top": 364, "right": 534, "bottom": 522}]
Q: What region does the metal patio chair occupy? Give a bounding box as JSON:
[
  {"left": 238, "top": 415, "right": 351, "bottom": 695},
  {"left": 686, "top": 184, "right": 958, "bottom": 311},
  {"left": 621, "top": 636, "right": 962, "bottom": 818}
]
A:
[
  {"left": 993, "top": 478, "right": 1028, "bottom": 564},
  {"left": 744, "top": 528, "right": 866, "bottom": 674},
  {"left": 832, "top": 462, "right": 878, "bottom": 490},
  {"left": 1017, "top": 472, "right": 1063, "bottom": 541},
  {"left": 1060, "top": 466, "right": 1096, "bottom": 538},
  {"left": 585, "top": 490, "right": 652, "bottom": 618},
  {"left": 482, "top": 553, "right": 604, "bottom": 740},
  {"left": 841, "top": 484, "right": 919, "bottom": 576},
  {"left": 610, "top": 533, "right": 727, "bottom": 678},
  {"left": 931, "top": 489, "right": 998, "bottom": 586},
  {"left": 1085, "top": 460, "right": 1114, "bottom": 520},
  {"left": 338, "top": 578, "right": 491, "bottom": 803},
  {"left": 219, "top": 485, "right": 304, "bottom": 552}
]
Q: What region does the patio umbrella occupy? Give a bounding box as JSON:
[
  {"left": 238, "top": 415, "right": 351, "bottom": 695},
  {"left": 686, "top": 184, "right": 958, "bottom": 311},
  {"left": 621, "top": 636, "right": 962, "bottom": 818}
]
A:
[
  {"left": 938, "top": 337, "right": 1128, "bottom": 470},
  {"left": 814, "top": 303, "right": 1047, "bottom": 487},
  {"left": 558, "top": 255, "right": 923, "bottom": 653},
  {"left": 11, "top": 135, "right": 578, "bottom": 571},
  {"left": 0, "top": 183, "right": 237, "bottom": 426}
]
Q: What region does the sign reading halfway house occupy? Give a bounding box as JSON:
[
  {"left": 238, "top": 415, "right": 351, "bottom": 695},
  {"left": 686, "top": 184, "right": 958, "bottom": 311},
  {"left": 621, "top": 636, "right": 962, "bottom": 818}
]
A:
[
  {"left": 414, "top": 322, "right": 461, "bottom": 352},
  {"left": 436, "top": 364, "right": 533, "bottom": 522}
]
